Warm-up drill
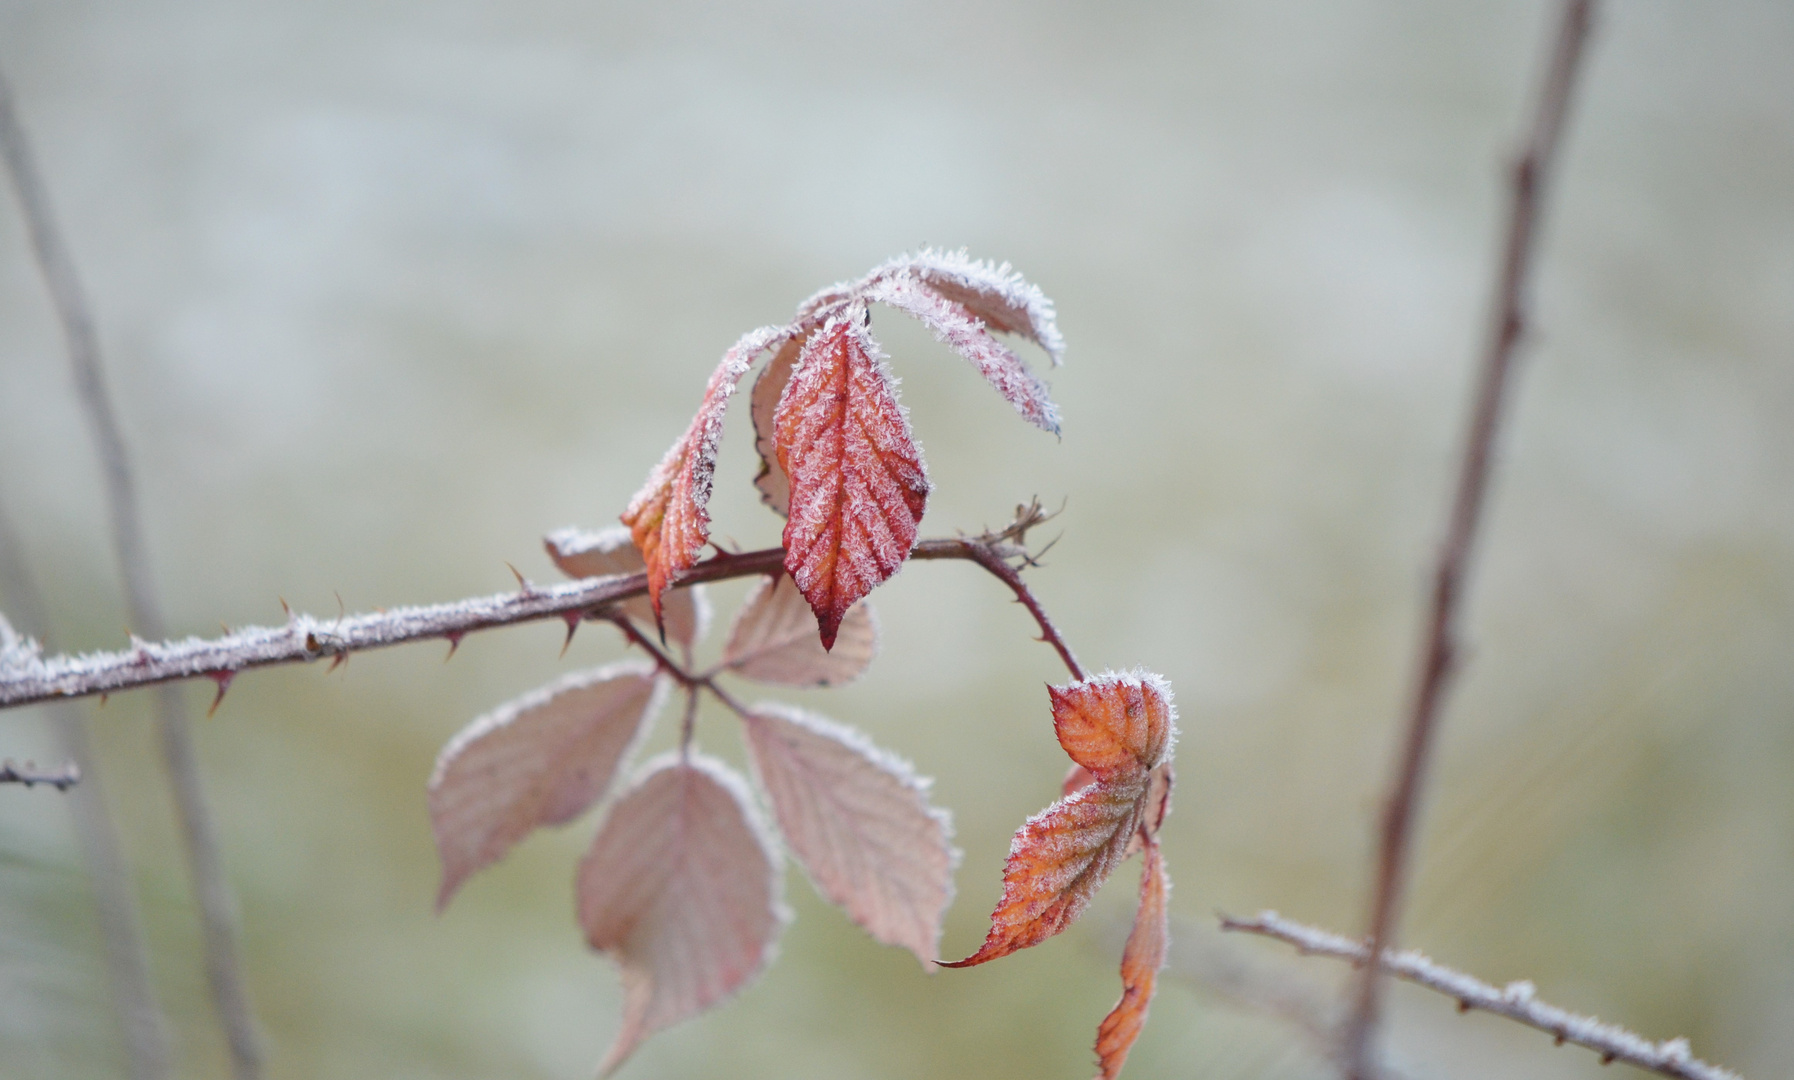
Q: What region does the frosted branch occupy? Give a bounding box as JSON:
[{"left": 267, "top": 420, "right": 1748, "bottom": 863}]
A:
[
  {"left": 0, "top": 535, "right": 1070, "bottom": 710},
  {"left": 1223, "top": 911, "right": 1742, "bottom": 1080}
]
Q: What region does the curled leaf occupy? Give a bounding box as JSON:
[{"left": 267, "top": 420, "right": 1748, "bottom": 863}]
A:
[
  {"left": 1094, "top": 841, "right": 1169, "bottom": 1080},
  {"left": 721, "top": 574, "right": 876, "bottom": 687},
  {"left": 428, "top": 662, "right": 666, "bottom": 909},
  {"left": 622, "top": 325, "right": 788, "bottom": 615},
  {"left": 750, "top": 336, "right": 802, "bottom": 517},
  {"left": 544, "top": 526, "right": 709, "bottom": 648},
  {"left": 776, "top": 308, "right": 928, "bottom": 650},
  {"left": 741, "top": 704, "right": 956, "bottom": 964},
  {"left": 864, "top": 274, "right": 1060, "bottom": 434},
  {"left": 875, "top": 248, "right": 1064, "bottom": 362},
  {"left": 577, "top": 754, "right": 786, "bottom": 1075},
  {"left": 1050, "top": 672, "right": 1175, "bottom": 783}
]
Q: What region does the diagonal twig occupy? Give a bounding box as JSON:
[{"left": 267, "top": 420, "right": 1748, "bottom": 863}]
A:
[
  {"left": 1343, "top": 3, "right": 1598, "bottom": 1077},
  {"left": 0, "top": 69, "right": 263, "bottom": 1078},
  {"left": 1225, "top": 911, "right": 1743, "bottom": 1080}
]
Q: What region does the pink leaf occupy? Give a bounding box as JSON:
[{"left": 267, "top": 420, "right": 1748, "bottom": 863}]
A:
[
  {"left": 874, "top": 248, "right": 1065, "bottom": 362},
  {"left": 428, "top": 663, "right": 666, "bottom": 910},
  {"left": 775, "top": 308, "right": 928, "bottom": 649},
  {"left": 577, "top": 754, "right": 787, "bottom": 1075},
  {"left": 750, "top": 336, "right": 802, "bottom": 517},
  {"left": 621, "top": 325, "right": 789, "bottom": 615},
  {"left": 741, "top": 705, "right": 956, "bottom": 963},
  {"left": 544, "top": 526, "right": 709, "bottom": 648},
  {"left": 721, "top": 574, "right": 877, "bottom": 687},
  {"left": 864, "top": 274, "right": 1061, "bottom": 434}
]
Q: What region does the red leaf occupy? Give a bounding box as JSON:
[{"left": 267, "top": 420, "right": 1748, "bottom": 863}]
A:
[
  {"left": 750, "top": 336, "right": 802, "bottom": 517},
  {"left": 1093, "top": 841, "right": 1169, "bottom": 1080},
  {"left": 940, "top": 774, "right": 1146, "bottom": 968},
  {"left": 1050, "top": 672, "right": 1175, "bottom": 783},
  {"left": 775, "top": 308, "right": 928, "bottom": 650},
  {"left": 864, "top": 274, "right": 1060, "bottom": 434},
  {"left": 544, "top": 526, "right": 709, "bottom": 648},
  {"left": 721, "top": 574, "right": 876, "bottom": 687},
  {"left": 621, "top": 325, "right": 788, "bottom": 615},
  {"left": 741, "top": 705, "right": 956, "bottom": 963},
  {"left": 577, "top": 754, "right": 786, "bottom": 1075},
  {"left": 428, "top": 663, "right": 665, "bottom": 910}
]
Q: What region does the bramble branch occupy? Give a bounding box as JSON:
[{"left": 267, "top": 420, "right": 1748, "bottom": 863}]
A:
[
  {"left": 0, "top": 758, "right": 81, "bottom": 790},
  {"left": 1345, "top": 2, "right": 1597, "bottom": 1075},
  {"left": 1223, "top": 911, "right": 1742, "bottom": 1080},
  {"left": 0, "top": 533, "right": 1077, "bottom": 710}
]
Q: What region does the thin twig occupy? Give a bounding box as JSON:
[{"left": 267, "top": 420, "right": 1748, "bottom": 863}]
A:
[
  {"left": 1224, "top": 911, "right": 1743, "bottom": 1080},
  {"left": 0, "top": 499, "right": 172, "bottom": 1079},
  {"left": 914, "top": 538, "right": 1086, "bottom": 681},
  {"left": 1343, "top": 4, "right": 1596, "bottom": 1077},
  {"left": 0, "top": 759, "right": 81, "bottom": 790},
  {"left": 0, "top": 535, "right": 1074, "bottom": 708},
  {"left": 0, "top": 69, "right": 262, "bottom": 1078}
]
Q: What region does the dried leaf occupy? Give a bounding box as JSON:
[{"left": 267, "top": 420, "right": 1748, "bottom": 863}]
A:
[
  {"left": 428, "top": 663, "right": 666, "bottom": 910},
  {"left": 544, "top": 526, "right": 709, "bottom": 648},
  {"left": 1093, "top": 842, "right": 1169, "bottom": 1080},
  {"left": 940, "top": 774, "right": 1146, "bottom": 968},
  {"left": 775, "top": 308, "right": 928, "bottom": 650},
  {"left": 577, "top": 754, "right": 787, "bottom": 1075},
  {"left": 622, "top": 325, "right": 788, "bottom": 615},
  {"left": 750, "top": 336, "right": 802, "bottom": 517},
  {"left": 876, "top": 248, "right": 1065, "bottom": 362},
  {"left": 741, "top": 704, "right": 956, "bottom": 963},
  {"left": 1050, "top": 672, "right": 1175, "bottom": 783},
  {"left": 721, "top": 574, "right": 876, "bottom": 687},
  {"left": 865, "top": 274, "right": 1060, "bottom": 434}
]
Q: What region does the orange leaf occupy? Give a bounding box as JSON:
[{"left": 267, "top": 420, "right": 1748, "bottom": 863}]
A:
[
  {"left": 940, "top": 774, "right": 1146, "bottom": 967},
  {"left": 1051, "top": 672, "right": 1175, "bottom": 783},
  {"left": 1093, "top": 841, "right": 1169, "bottom": 1080},
  {"left": 621, "top": 325, "right": 788, "bottom": 616},
  {"left": 775, "top": 308, "right": 928, "bottom": 650}
]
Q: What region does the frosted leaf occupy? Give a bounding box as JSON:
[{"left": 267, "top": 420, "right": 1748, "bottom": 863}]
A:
[
  {"left": 741, "top": 704, "right": 956, "bottom": 963},
  {"left": 775, "top": 308, "right": 928, "bottom": 650},
  {"left": 428, "top": 662, "right": 667, "bottom": 909},
  {"left": 721, "top": 574, "right": 876, "bottom": 687},
  {"left": 1094, "top": 843, "right": 1169, "bottom": 1080},
  {"left": 1051, "top": 672, "right": 1177, "bottom": 782},
  {"left": 621, "top": 325, "right": 789, "bottom": 614},
  {"left": 577, "top": 753, "right": 786, "bottom": 1076},
  {"left": 543, "top": 526, "right": 709, "bottom": 648},
  {"left": 864, "top": 274, "right": 1061, "bottom": 434},
  {"left": 750, "top": 336, "right": 802, "bottom": 517},
  {"left": 872, "top": 248, "right": 1064, "bottom": 363}
]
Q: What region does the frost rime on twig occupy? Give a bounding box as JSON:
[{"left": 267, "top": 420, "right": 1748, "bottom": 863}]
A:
[{"left": 1221, "top": 911, "right": 1743, "bottom": 1080}]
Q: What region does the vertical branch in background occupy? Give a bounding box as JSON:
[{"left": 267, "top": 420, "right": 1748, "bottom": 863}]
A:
[
  {"left": 1340, "top": 3, "right": 1597, "bottom": 1078},
  {"left": 0, "top": 499, "right": 171, "bottom": 1080},
  {"left": 0, "top": 71, "right": 264, "bottom": 1079}
]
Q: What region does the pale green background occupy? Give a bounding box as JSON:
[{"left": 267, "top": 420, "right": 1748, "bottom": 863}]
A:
[{"left": 1, "top": 2, "right": 1791, "bottom": 1078}]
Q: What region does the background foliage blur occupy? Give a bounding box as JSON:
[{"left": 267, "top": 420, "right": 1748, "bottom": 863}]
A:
[{"left": 1, "top": 1, "right": 1790, "bottom": 1077}]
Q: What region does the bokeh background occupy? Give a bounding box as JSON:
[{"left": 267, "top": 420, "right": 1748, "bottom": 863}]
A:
[{"left": 1, "top": 1, "right": 1791, "bottom": 1077}]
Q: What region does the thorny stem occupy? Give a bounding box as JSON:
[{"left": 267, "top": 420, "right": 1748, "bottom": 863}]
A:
[
  {"left": 0, "top": 70, "right": 262, "bottom": 1078},
  {"left": 1224, "top": 911, "right": 1742, "bottom": 1080},
  {"left": 1343, "top": 4, "right": 1596, "bottom": 1077},
  {"left": 1, "top": 534, "right": 1080, "bottom": 708}
]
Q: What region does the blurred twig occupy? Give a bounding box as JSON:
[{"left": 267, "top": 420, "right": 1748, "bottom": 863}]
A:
[
  {"left": 0, "top": 69, "right": 263, "bottom": 1078},
  {"left": 0, "top": 758, "right": 80, "bottom": 790},
  {"left": 0, "top": 501, "right": 171, "bottom": 1077},
  {"left": 1344, "top": 3, "right": 1597, "bottom": 1077},
  {"left": 1225, "top": 911, "right": 1743, "bottom": 1080}
]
